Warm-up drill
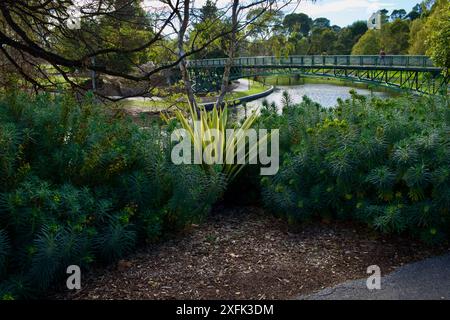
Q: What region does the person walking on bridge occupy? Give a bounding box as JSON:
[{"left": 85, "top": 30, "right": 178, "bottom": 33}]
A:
[{"left": 379, "top": 48, "right": 386, "bottom": 65}]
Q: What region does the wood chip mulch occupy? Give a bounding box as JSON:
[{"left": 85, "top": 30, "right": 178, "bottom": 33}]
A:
[{"left": 54, "top": 206, "right": 448, "bottom": 300}]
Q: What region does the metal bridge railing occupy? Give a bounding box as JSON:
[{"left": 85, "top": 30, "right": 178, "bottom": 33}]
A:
[{"left": 188, "top": 55, "right": 436, "bottom": 69}]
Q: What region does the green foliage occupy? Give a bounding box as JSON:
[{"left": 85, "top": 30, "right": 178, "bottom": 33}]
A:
[
  {"left": 351, "top": 30, "right": 381, "bottom": 55},
  {"left": 425, "top": 0, "right": 450, "bottom": 69},
  {"left": 408, "top": 17, "right": 429, "bottom": 54},
  {"left": 163, "top": 103, "right": 266, "bottom": 181},
  {"left": 0, "top": 92, "right": 224, "bottom": 298},
  {"left": 55, "top": 0, "right": 160, "bottom": 73},
  {"left": 352, "top": 18, "right": 410, "bottom": 55},
  {"left": 380, "top": 19, "right": 411, "bottom": 54},
  {"left": 309, "top": 28, "right": 338, "bottom": 55},
  {"left": 94, "top": 220, "right": 136, "bottom": 263},
  {"left": 189, "top": 1, "right": 229, "bottom": 59},
  {"left": 166, "top": 166, "right": 226, "bottom": 229},
  {"left": 283, "top": 13, "right": 312, "bottom": 35},
  {"left": 242, "top": 12, "right": 367, "bottom": 56},
  {"left": 0, "top": 230, "right": 9, "bottom": 278},
  {"left": 261, "top": 93, "right": 450, "bottom": 244},
  {"left": 334, "top": 24, "right": 364, "bottom": 55}
]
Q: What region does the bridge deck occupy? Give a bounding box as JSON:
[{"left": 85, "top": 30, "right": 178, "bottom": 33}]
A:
[{"left": 188, "top": 55, "right": 439, "bottom": 71}]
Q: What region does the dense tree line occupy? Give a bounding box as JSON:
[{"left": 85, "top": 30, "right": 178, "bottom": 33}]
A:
[
  {"left": 352, "top": 0, "right": 449, "bottom": 69},
  {"left": 239, "top": 11, "right": 368, "bottom": 56}
]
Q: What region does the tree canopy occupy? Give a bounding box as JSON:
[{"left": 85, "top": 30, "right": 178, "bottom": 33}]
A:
[{"left": 351, "top": 0, "right": 446, "bottom": 60}]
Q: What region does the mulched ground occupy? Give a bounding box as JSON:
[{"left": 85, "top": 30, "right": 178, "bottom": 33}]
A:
[{"left": 55, "top": 206, "right": 448, "bottom": 300}]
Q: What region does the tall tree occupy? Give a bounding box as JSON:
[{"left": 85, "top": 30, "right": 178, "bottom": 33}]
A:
[
  {"left": 425, "top": 0, "right": 450, "bottom": 69},
  {"left": 408, "top": 17, "right": 429, "bottom": 54},
  {"left": 282, "top": 13, "right": 312, "bottom": 35},
  {"left": 390, "top": 9, "right": 407, "bottom": 21},
  {"left": 312, "top": 17, "right": 330, "bottom": 29},
  {"left": 189, "top": 1, "right": 228, "bottom": 58},
  {"left": 348, "top": 20, "right": 368, "bottom": 39},
  {"left": 406, "top": 3, "right": 422, "bottom": 20},
  {"left": 246, "top": 8, "right": 284, "bottom": 41},
  {"left": 351, "top": 29, "right": 381, "bottom": 55},
  {"left": 199, "top": 0, "right": 219, "bottom": 21},
  {"left": 0, "top": 0, "right": 179, "bottom": 96},
  {"left": 216, "top": 0, "right": 239, "bottom": 108},
  {"left": 379, "top": 9, "right": 390, "bottom": 24},
  {"left": 309, "top": 28, "right": 337, "bottom": 54},
  {"left": 95, "top": 0, "right": 154, "bottom": 73},
  {"left": 380, "top": 19, "right": 410, "bottom": 54},
  {"left": 408, "top": 0, "right": 440, "bottom": 55}
]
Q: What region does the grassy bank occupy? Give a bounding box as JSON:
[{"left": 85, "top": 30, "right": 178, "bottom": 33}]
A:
[
  {"left": 227, "top": 79, "right": 270, "bottom": 99},
  {"left": 119, "top": 99, "right": 173, "bottom": 110},
  {"left": 119, "top": 79, "right": 270, "bottom": 110}
]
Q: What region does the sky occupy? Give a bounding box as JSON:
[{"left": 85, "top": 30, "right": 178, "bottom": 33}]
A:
[
  {"left": 290, "top": 0, "right": 420, "bottom": 27},
  {"left": 143, "top": 1, "right": 421, "bottom": 27}
]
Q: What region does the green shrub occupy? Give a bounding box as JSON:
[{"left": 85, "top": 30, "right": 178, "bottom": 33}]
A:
[
  {"left": 0, "top": 92, "right": 225, "bottom": 298},
  {"left": 261, "top": 91, "right": 450, "bottom": 243},
  {"left": 0, "top": 230, "right": 9, "bottom": 277}
]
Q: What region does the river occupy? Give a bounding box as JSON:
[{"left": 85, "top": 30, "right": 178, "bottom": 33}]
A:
[{"left": 235, "top": 82, "right": 393, "bottom": 117}]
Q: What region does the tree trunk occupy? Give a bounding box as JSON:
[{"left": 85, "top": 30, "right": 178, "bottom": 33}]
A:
[
  {"left": 215, "top": 0, "right": 239, "bottom": 109},
  {"left": 178, "top": 0, "right": 198, "bottom": 112}
]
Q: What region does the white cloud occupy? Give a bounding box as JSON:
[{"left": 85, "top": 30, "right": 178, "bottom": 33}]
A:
[{"left": 293, "top": 0, "right": 395, "bottom": 16}]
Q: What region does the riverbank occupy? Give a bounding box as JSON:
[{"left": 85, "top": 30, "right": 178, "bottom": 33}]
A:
[
  {"left": 201, "top": 81, "right": 274, "bottom": 110},
  {"left": 119, "top": 79, "right": 271, "bottom": 112}
]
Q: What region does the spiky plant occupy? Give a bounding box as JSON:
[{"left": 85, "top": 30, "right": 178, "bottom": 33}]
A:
[
  {"left": 0, "top": 92, "right": 225, "bottom": 298},
  {"left": 0, "top": 230, "right": 9, "bottom": 278},
  {"left": 261, "top": 92, "right": 450, "bottom": 243},
  {"left": 94, "top": 219, "right": 136, "bottom": 263},
  {"left": 163, "top": 102, "right": 269, "bottom": 181}
]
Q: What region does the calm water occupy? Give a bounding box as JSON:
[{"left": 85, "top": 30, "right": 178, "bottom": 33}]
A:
[{"left": 238, "top": 83, "right": 392, "bottom": 116}]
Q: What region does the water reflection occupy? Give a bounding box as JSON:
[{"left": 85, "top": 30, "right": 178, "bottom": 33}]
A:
[{"left": 233, "top": 83, "right": 392, "bottom": 118}]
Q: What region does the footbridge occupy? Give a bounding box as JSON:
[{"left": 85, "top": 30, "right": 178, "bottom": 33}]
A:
[{"left": 187, "top": 55, "right": 448, "bottom": 95}]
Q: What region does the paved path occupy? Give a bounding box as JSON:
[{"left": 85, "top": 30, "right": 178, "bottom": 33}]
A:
[
  {"left": 233, "top": 79, "right": 250, "bottom": 92},
  {"left": 298, "top": 253, "right": 450, "bottom": 300}
]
